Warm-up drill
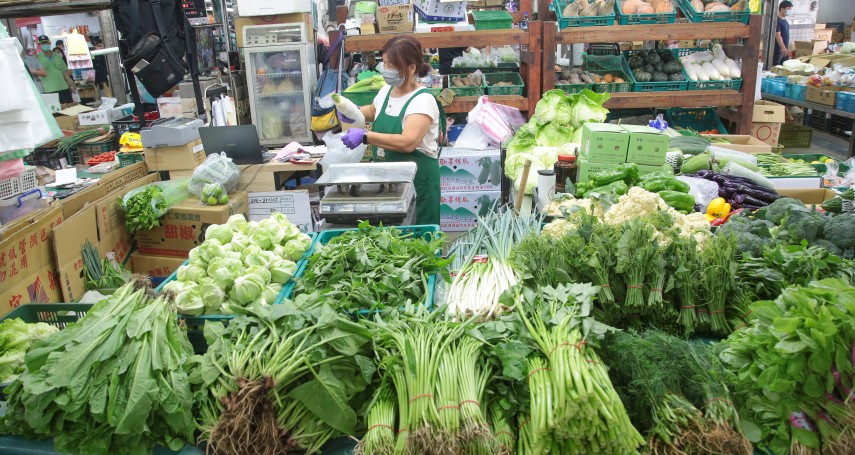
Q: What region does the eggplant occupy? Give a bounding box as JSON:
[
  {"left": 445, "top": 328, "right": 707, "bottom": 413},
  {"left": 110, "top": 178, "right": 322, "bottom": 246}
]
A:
[
  {"left": 719, "top": 187, "right": 733, "bottom": 199},
  {"left": 695, "top": 170, "right": 715, "bottom": 179},
  {"left": 733, "top": 193, "right": 771, "bottom": 208},
  {"left": 722, "top": 184, "right": 779, "bottom": 203}
]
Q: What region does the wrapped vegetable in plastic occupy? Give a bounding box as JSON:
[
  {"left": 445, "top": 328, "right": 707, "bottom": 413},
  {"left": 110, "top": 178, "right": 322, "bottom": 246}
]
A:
[{"left": 188, "top": 152, "right": 240, "bottom": 200}]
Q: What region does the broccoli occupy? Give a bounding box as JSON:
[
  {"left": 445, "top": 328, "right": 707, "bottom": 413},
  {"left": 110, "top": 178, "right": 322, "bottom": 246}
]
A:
[
  {"left": 811, "top": 239, "right": 843, "bottom": 257},
  {"left": 823, "top": 214, "right": 855, "bottom": 251},
  {"left": 763, "top": 197, "right": 808, "bottom": 225},
  {"left": 716, "top": 218, "right": 770, "bottom": 257},
  {"left": 748, "top": 219, "right": 775, "bottom": 238},
  {"left": 772, "top": 210, "right": 827, "bottom": 244}
]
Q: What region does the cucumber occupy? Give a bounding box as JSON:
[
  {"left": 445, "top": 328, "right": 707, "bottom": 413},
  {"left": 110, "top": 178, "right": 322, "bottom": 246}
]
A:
[
  {"left": 669, "top": 137, "right": 710, "bottom": 155},
  {"left": 680, "top": 153, "right": 712, "bottom": 174}
]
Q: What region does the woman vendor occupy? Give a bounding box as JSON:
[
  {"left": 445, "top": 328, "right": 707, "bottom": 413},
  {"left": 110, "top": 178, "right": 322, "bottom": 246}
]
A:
[{"left": 340, "top": 36, "right": 445, "bottom": 225}]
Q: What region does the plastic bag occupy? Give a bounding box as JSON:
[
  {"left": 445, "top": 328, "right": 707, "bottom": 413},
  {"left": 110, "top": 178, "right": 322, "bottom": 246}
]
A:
[
  {"left": 467, "top": 96, "right": 525, "bottom": 146},
  {"left": 121, "top": 179, "right": 191, "bottom": 233},
  {"left": 319, "top": 131, "right": 366, "bottom": 171},
  {"left": 677, "top": 176, "right": 719, "bottom": 212},
  {"left": 188, "top": 153, "right": 240, "bottom": 197},
  {"left": 841, "top": 158, "right": 855, "bottom": 186},
  {"left": 824, "top": 161, "right": 842, "bottom": 188}
]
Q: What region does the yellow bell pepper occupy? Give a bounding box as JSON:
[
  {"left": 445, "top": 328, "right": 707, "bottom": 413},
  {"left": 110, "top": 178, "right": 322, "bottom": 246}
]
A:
[
  {"left": 704, "top": 214, "right": 715, "bottom": 222},
  {"left": 707, "top": 197, "right": 731, "bottom": 220}
]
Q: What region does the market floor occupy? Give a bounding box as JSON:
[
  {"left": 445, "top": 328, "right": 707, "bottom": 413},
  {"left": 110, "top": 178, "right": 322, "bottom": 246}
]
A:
[{"left": 784, "top": 130, "right": 851, "bottom": 160}]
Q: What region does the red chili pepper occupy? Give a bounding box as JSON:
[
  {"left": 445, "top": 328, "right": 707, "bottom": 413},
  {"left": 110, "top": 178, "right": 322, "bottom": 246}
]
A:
[{"left": 710, "top": 218, "right": 728, "bottom": 227}]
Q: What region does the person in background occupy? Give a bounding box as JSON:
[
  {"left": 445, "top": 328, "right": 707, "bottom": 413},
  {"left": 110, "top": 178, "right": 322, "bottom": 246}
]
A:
[
  {"left": 54, "top": 39, "right": 68, "bottom": 65},
  {"left": 22, "top": 48, "right": 45, "bottom": 93},
  {"left": 91, "top": 37, "right": 111, "bottom": 97},
  {"left": 438, "top": 47, "right": 469, "bottom": 76},
  {"left": 775, "top": 1, "right": 793, "bottom": 66},
  {"left": 36, "top": 35, "right": 76, "bottom": 104},
  {"left": 339, "top": 36, "right": 444, "bottom": 225}
]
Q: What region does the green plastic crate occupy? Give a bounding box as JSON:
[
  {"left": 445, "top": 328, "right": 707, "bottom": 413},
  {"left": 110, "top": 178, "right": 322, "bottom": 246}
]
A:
[
  {"left": 778, "top": 124, "right": 813, "bottom": 148},
  {"left": 616, "top": 0, "right": 676, "bottom": 24},
  {"left": 485, "top": 72, "right": 525, "bottom": 96},
  {"left": 555, "top": 82, "right": 593, "bottom": 94},
  {"left": 117, "top": 151, "right": 144, "bottom": 167},
  {"left": 448, "top": 74, "right": 487, "bottom": 97},
  {"left": 451, "top": 63, "right": 520, "bottom": 74},
  {"left": 0, "top": 303, "right": 91, "bottom": 327},
  {"left": 342, "top": 90, "right": 379, "bottom": 106},
  {"left": 664, "top": 108, "right": 728, "bottom": 134},
  {"left": 674, "top": 48, "right": 744, "bottom": 91},
  {"left": 780, "top": 153, "right": 848, "bottom": 174},
  {"left": 554, "top": 0, "right": 616, "bottom": 28},
  {"left": 472, "top": 10, "right": 513, "bottom": 30},
  {"left": 290, "top": 225, "right": 441, "bottom": 316},
  {"left": 676, "top": 0, "right": 749, "bottom": 23},
  {"left": 624, "top": 49, "right": 687, "bottom": 92},
  {"left": 71, "top": 139, "right": 116, "bottom": 165}
]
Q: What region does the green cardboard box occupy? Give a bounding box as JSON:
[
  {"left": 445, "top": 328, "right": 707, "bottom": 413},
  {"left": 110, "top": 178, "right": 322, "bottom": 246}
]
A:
[
  {"left": 576, "top": 158, "right": 619, "bottom": 183},
  {"left": 580, "top": 123, "right": 629, "bottom": 164},
  {"left": 622, "top": 125, "right": 669, "bottom": 166}
]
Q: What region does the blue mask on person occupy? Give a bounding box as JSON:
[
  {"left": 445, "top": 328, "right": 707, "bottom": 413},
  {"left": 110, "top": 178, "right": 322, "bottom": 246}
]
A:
[
  {"left": 382, "top": 69, "right": 405, "bottom": 87},
  {"left": 41, "top": 44, "right": 51, "bottom": 52}
]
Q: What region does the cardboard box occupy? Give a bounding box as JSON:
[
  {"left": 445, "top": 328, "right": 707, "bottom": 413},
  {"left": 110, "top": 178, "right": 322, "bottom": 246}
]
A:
[
  {"left": 776, "top": 188, "right": 838, "bottom": 204},
  {"left": 143, "top": 139, "right": 205, "bottom": 171},
  {"left": 580, "top": 123, "right": 629, "bottom": 164},
  {"left": 813, "top": 29, "right": 833, "bottom": 42},
  {"left": 576, "top": 159, "right": 618, "bottom": 184},
  {"left": 78, "top": 103, "right": 135, "bottom": 126},
  {"left": 621, "top": 125, "right": 668, "bottom": 166},
  {"left": 793, "top": 40, "right": 828, "bottom": 58},
  {"left": 170, "top": 165, "right": 277, "bottom": 193},
  {"left": 234, "top": 0, "right": 312, "bottom": 18},
  {"left": 414, "top": 15, "right": 472, "bottom": 33},
  {"left": 703, "top": 135, "right": 772, "bottom": 154},
  {"left": 768, "top": 176, "right": 822, "bottom": 190},
  {"left": 53, "top": 174, "right": 158, "bottom": 302},
  {"left": 438, "top": 147, "right": 502, "bottom": 192},
  {"left": 0, "top": 206, "right": 63, "bottom": 317},
  {"left": 53, "top": 104, "right": 93, "bottom": 131},
  {"left": 413, "top": 0, "right": 468, "bottom": 22},
  {"left": 440, "top": 191, "right": 500, "bottom": 232},
  {"left": 750, "top": 100, "right": 786, "bottom": 146},
  {"left": 377, "top": 4, "right": 414, "bottom": 34},
  {"left": 130, "top": 252, "right": 187, "bottom": 278},
  {"left": 247, "top": 190, "right": 313, "bottom": 232},
  {"left": 234, "top": 14, "right": 314, "bottom": 47},
  {"left": 157, "top": 97, "right": 183, "bottom": 118},
  {"left": 59, "top": 162, "right": 149, "bottom": 220},
  {"left": 805, "top": 85, "right": 852, "bottom": 107},
  {"left": 135, "top": 192, "right": 249, "bottom": 257}
]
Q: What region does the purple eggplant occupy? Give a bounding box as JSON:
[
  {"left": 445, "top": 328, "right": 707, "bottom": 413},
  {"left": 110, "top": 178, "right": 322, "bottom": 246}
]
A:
[
  {"left": 722, "top": 184, "right": 779, "bottom": 203},
  {"left": 733, "top": 193, "right": 771, "bottom": 208}
]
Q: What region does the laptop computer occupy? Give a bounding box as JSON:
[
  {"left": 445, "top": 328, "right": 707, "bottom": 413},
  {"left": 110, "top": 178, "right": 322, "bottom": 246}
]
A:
[{"left": 198, "top": 125, "right": 268, "bottom": 165}]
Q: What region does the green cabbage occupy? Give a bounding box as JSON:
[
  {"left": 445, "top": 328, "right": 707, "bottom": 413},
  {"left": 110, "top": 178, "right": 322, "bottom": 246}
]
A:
[
  {"left": 249, "top": 229, "right": 274, "bottom": 250},
  {"left": 175, "top": 288, "right": 205, "bottom": 316},
  {"left": 205, "top": 224, "right": 233, "bottom": 244},
  {"left": 257, "top": 219, "right": 286, "bottom": 245},
  {"left": 270, "top": 258, "right": 297, "bottom": 284},
  {"left": 198, "top": 283, "right": 225, "bottom": 313},
  {"left": 227, "top": 214, "right": 249, "bottom": 233},
  {"left": 568, "top": 89, "right": 610, "bottom": 128},
  {"left": 261, "top": 282, "right": 283, "bottom": 304},
  {"left": 245, "top": 266, "right": 272, "bottom": 285},
  {"left": 536, "top": 122, "right": 576, "bottom": 148},
  {"left": 176, "top": 264, "right": 207, "bottom": 284},
  {"left": 505, "top": 153, "right": 542, "bottom": 180},
  {"left": 207, "top": 257, "right": 243, "bottom": 285},
  {"left": 535, "top": 89, "right": 573, "bottom": 125},
  {"left": 195, "top": 239, "right": 224, "bottom": 264},
  {"left": 230, "top": 272, "right": 267, "bottom": 305},
  {"left": 282, "top": 239, "right": 307, "bottom": 261},
  {"left": 244, "top": 250, "right": 276, "bottom": 269}
]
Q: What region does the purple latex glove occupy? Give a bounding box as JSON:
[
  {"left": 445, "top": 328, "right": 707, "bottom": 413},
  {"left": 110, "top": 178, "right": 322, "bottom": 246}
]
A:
[
  {"left": 341, "top": 128, "right": 366, "bottom": 150},
  {"left": 338, "top": 111, "right": 355, "bottom": 124}
]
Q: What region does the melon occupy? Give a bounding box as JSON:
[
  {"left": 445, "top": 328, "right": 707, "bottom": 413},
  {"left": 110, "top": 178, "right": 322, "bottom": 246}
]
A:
[{"left": 635, "top": 3, "right": 655, "bottom": 13}]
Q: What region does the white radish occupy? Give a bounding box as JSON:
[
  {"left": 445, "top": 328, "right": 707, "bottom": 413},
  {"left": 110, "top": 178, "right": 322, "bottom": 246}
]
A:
[
  {"left": 331, "top": 93, "right": 366, "bottom": 128},
  {"left": 711, "top": 59, "right": 731, "bottom": 78},
  {"left": 702, "top": 62, "right": 721, "bottom": 80},
  {"left": 694, "top": 63, "right": 710, "bottom": 81},
  {"left": 684, "top": 62, "right": 699, "bottom": 81},
  {"left": 712, "top": 44, "right": 727, "bottom": 62},
  {"left": 725, "top": 58, "right": 741, "bottom": 78}
]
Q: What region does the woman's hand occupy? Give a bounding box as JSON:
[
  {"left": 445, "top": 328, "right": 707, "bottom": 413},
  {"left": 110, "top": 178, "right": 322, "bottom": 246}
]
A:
[{"left": 342, "top": 128, "right": 366, "bottom": 149}]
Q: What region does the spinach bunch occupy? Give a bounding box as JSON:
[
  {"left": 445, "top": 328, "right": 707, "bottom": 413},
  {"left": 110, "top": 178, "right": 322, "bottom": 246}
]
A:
[
  {"left": 120, "top": 181, "right": 191, "bottom": 233},
  {"left": 296, "top": 222, "right": 451, "bottom": 312},
  {"left": 0, "top": 280, "right": 196, "bottom": 455}
]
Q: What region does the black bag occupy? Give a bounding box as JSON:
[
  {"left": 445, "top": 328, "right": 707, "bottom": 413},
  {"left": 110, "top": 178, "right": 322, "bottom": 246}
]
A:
[{"left": 112, "top": 0, "right": 204, "bottom": 118}]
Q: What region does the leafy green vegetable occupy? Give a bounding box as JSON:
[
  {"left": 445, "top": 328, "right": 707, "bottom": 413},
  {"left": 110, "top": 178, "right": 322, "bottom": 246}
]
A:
[
  {"left": 0, "top": 319, "right": 58, "bottom": 384},
  {"left": 119, "top": 181, "right": 191, "bottom": 233}
]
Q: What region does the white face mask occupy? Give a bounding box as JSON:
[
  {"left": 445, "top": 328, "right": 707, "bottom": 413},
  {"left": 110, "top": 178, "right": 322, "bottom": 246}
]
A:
[{"left": 785, "top": 9, "right": 793, "bottom": 16}]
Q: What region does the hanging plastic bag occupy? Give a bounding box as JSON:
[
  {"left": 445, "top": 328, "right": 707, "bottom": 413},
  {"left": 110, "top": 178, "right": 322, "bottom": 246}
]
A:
[
  {"left": 188, "top": 152, "right": 240, "bottom": 197},
  {"left": 467, "top": 96, "right": 525, "bottom": 146},
  {"left": 319, "top": 130, "right": 366, "bottom": 171},
  {"left": 120, "top": 179, "right": 191, "bottom": 233}
]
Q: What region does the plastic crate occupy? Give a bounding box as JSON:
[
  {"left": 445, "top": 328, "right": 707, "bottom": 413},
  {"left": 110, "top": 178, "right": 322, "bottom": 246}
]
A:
[
  {"left": 0, "top": 303, "right": 91, "bottom": 327},
  {"left": 451, "top": 63, "right": 520, "bottom": 74},
  {"left": 555, "top": 82, "right": 593, "bottom": 94},
  {"left": 342, "top": 90, "right": 379, "bottom": 107},
  {"left": 624, "top": 49, "right": 687, "bottom": 92},
  {"left": 762, "top": 77, "right": 786, "bottom": 97},
  {"left": 780, "top": 153, "right": 848, "bottom": 174},
  {"left": 448, "top": 74, "right": 487, "bottom": 97},
  {"left": 0, "top": 166, "right": 36, "bottom": 200},
  {"left": 771, "top": 145, "right": 784, "bottom": 154},
  {"left": 117, "top": 151, "right": 145, "bottom": 167},
  {"left": 485, "top": 72, "right": 525, "bottom": 96},
  {"left": 677, "top": 0, "right": 749, "bottom": 23},
  {"left": 778, "top": 124, "right": 813, "bottom": 148},
  {"left": 25, "top": 144, "right": 65, "bottom": 170},
  {"left": 807, "top": 111, "right": 829, "bottom": 132},
  {"left": 837, "top": 91, "right": 855, "bottom": 114},
  {"left": 554, "top": 0, "right": 616, "bottom": 28},
  {"left": 289, "top": 225, "right": 441, "bottom": 316},
  {"left": 829, "top": 114, "right": 853, "bottom": 140},
  {"left": 111, "top": 114, "right": 156, "bottom": 137},
  {"left": 472, "top": 10, "right": 513, "bottom": 29},
  {"left": 72, "top": 138, "right": 116, "bottom": 165},
  {"left": 616, "top": 1, "right": 676, "bottom": 24},
  {"left": 784, "top": 82, "right": 806, "bottom": 102},
  {"left": 590, "top": 69, "right": 633, "bottom": 93},
  {"left": 664, "top": 108, "right": 728, "bottom": 134},
  {"left": 673, "top": 48, "right": 743, "bottom": 91}
]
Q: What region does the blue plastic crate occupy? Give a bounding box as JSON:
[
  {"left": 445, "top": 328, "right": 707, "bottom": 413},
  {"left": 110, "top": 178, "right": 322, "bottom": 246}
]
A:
[
  {"left": 784, "top": 82, "right": 806, "bottom": 102},
  {"left": 287, "top": 225, "right": 443, "bottom": 316},
  {"left": 763, "top": 77, "right": 786, "bottom": 97},
  {"left": 836, "top": 90, "right": 855, "bottom": 114}
]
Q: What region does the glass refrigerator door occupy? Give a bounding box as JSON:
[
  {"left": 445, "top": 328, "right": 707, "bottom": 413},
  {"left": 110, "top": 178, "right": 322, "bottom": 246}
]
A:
[{"left": 246, "top": 46, "right": 311, "bottom": 145}]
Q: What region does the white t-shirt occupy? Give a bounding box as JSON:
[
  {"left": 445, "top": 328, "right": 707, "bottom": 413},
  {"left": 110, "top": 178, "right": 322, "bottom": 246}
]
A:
[{"left": 372, "top": 85, "right": 440, "bottom": 159}]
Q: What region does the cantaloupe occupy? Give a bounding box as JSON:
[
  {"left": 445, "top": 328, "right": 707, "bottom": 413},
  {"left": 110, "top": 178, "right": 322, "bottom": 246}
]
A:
[
  {"left": 704, "top": 2, "right": 730, "bottom": 12},
  {"left": 654, "top": 0, "right": 673, "bottom": 13},
  {"left": 690, "top": 0, "right": 703, "bottom": 11},
  {"left": 621, "top": 1, "right": 643, "bottom": 14},
  {"left": 635, "top": 3, "right": 655, "bottom": 14}
]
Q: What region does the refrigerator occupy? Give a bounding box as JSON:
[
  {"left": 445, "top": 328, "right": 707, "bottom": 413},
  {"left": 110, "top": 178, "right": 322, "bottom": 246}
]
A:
[{"left": 243, "top": 23, "right": 316, "bottom": 146}]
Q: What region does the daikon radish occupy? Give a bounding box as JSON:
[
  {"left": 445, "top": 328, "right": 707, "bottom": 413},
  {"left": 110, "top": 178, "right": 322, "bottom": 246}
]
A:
[
  {"left": 712, "top": 44, "right": 727, "bottom": 62},
  {"left": 711, "top": 59, "right": 731, "bottom": 78},
  {"left": 702, "top": 62, "right": 721, "bottom": 80},
  {"left": 694, "top": 63, "right": 710, "bottom": 81},
  {"left": 725, "top": 58, "right": 741, "bottom": 78},
  {"left": 684, "top": 62, "right": 699, "bottom": 81},
  {"left": 331, "top": 93, "right": 366, "bottom": 128}
]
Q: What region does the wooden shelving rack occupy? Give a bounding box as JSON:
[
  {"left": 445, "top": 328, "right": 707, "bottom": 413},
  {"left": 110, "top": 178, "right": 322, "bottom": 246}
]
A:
[{"left": 333, "top": 1, "right": 542, "bottom": 114}]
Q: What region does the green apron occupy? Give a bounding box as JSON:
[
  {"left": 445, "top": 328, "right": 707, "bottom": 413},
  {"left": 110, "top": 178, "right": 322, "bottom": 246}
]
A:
[{"left": 372, "top": 88, "right": 445, "bottom": 225}]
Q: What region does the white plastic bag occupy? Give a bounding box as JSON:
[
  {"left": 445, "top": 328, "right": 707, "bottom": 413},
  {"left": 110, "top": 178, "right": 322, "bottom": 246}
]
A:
[
  {"left": 454, "top": 122, "right": 492, "bottom": 150},
  {"left": 319, "top": 131, "right": 366, "bottom": 171},
  {"left": 467, "top": 96, "right": 525, "bottom": 146},
  {"left": 188, "top": 152, "right": 241, "bottom": 197},
  {"left": 677, "top": 176, "right": 719, "bottom": 213}
]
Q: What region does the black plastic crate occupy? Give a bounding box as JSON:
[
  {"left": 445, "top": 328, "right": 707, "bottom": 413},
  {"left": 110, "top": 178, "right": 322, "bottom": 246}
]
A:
[
  {"left": 829, "top": 114, "right": 853, "bottom": 139},
  {"left": 807, "top": 111, "right": 829, "bottom": 132},
  {"left": 25, "top": 145, "right": 65, "bottom": 170},
  {"left": 111, "top": 115, "right": 156, "bottom": 137}
]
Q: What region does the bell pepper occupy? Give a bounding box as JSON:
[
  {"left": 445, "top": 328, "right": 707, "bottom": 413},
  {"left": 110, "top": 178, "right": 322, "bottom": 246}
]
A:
[
  {"left": 590, "top": 163, "right": 640, "bottom": 187},
  {"left": 588, "top": 180, "right": 629, "bottom": 199},
  {"left": 639, "top": 176, "right": 690, "bottom": 194},
  {"left": 704, "top": 214, "right": 715, "bottom": 222},
  {"left": 659, "top": 190, "right": 696, "bottom": 213},
  {"left": 575, "top": 181, "right": 594, "bottom": 197},
  {"left": 707, "top": 197, "right": 731, "bottom": 220}
]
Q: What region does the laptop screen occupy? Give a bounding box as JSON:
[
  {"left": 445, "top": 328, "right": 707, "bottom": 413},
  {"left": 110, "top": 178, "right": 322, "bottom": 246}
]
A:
[{"left": 198, "top": 125, "right": 265, "bottom": 165}]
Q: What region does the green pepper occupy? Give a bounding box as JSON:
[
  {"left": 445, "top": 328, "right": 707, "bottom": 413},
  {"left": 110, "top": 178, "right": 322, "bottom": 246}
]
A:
[
  {"left": 588, "top": 180, "right": 628, "bottom": 199},
  {"left": 658, "top": 190, "right": 695, "bottom": 213},
  {"left": 639, "top": 176, "right": 690, "bottom": 193},
  {"left": 590, "top": 163, "right": 640, "bottom": 187},
  {"left": 575, "top": 181, "right": 594, "bottom": 197}
]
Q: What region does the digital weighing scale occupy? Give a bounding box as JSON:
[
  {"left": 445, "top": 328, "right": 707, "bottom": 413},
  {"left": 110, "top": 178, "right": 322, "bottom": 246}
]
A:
[{"left": 317, "top": 163, "right": 418, "bottom": 226}]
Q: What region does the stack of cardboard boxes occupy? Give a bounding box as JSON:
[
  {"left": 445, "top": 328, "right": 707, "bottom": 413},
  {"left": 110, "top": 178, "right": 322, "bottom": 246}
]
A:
[
  {"left": 438, "top": 147, "right": 501, "bottom": 232},
  {"left": 576, "top": 124, "right": 670, "bottom": 183}
]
